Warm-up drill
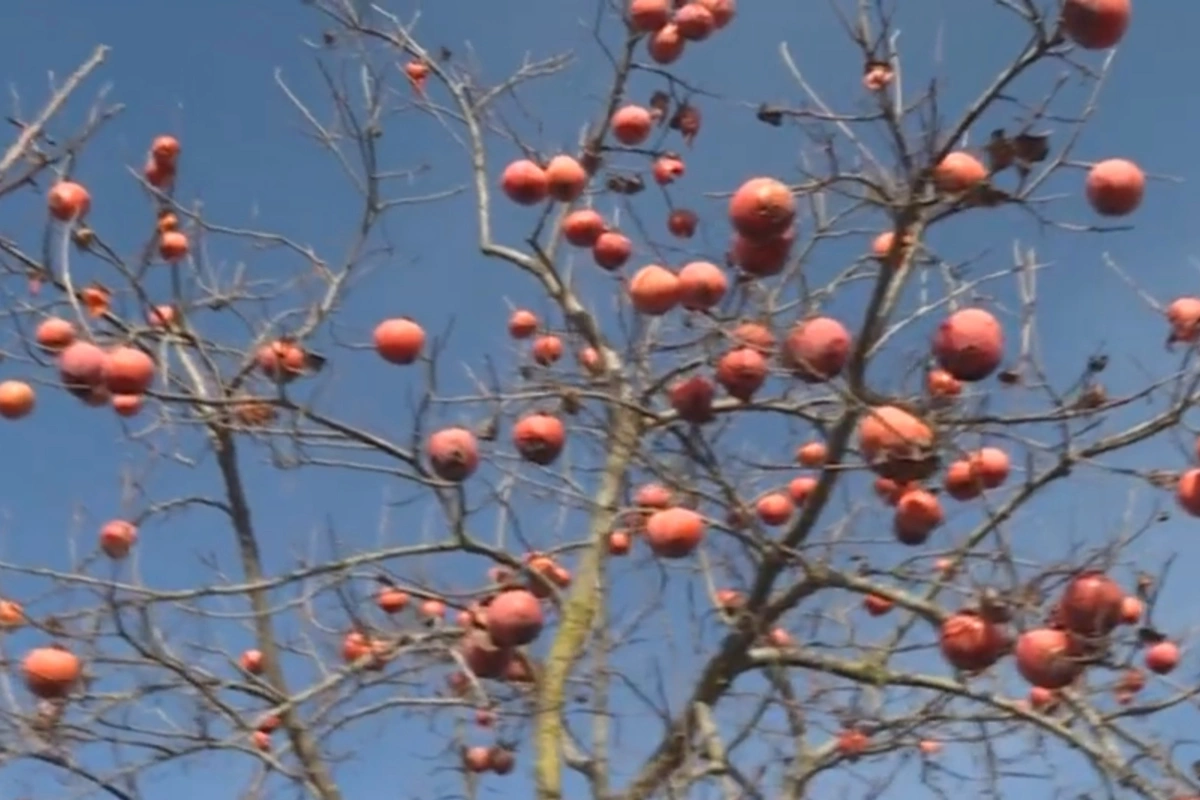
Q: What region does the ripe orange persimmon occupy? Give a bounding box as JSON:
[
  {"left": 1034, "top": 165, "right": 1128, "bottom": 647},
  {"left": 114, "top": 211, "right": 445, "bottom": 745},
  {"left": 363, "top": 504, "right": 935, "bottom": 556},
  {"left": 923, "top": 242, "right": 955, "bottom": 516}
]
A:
[
  {"left": 104, "top": 346, "right": 156, "bottom": 395},
  {"left": 644, "top": 507, "right": 704, "bottom": 558},
  {"left": 35, "top": 317, "right": 75, "bottom": 351},
  {"left": 756, "top": 493, "right": 793, "bottom": 526},
  {"left": 730, "top": 322, "right": 775, "bottom": 353},
  {"left": 629, "top": 0, "right": 671, "bottom": 31},
  {"left": 257, "top": 340, "right": 306, "bottom": 382},
  {"left": 1085, "top": 158, "right": 1144, "bottom": 217},
  {"left": 677, "top": 261, "right": 727, "bottom": 311},
  {"left": 377, "top": 587, "right": 410, "bottom": 613},
  {"left": 59, "top": 341, "right": 108, "bottom": 392},
  {"left": 373, "top": 318, "right": 425, "bottom": 365},
  {"left": 47, "top": 181, "right": 91, "bottom": 221},
  {"left": 697, "top": 0, "right": 735, "bottom": 28},
  {"left": 857, "top": 406, "right": 934, "bottom": 470},
  {"left": 728, "top": 177, "right": 795, "bottom": 240},
  {"left": 796, "top": 441, "right": 827, "bottom": 467},
  {"left": 151, "top": 135, "right": 181, "bottom": 166},
  {"left": 932, "top": 308, "right": 1004, "bottom": 382},
  {"left": 0, "top": 599, "right": 24, "bottom": 629},
  {"left": 240, "top": 649, "right": 265, "bottom": 674},
  {"left": 508, "top": 309, "right": 539, "bottom": 339},
  {"left": 648, "top": 24, "right": 685, "bottom": 64},
  {"left": 22, "top": 645, "right": 82, "bottom": 698},
  {"left": 1061, "top": 0, "right": 1131, "bottom": 50},
  {"left": 532, "top": 334, "right": 564, "bottom": 366},
  {"left": 716, "top": 347, "right": 767, "bottom": 401},
  {"left": 100, "top": 519, "right": 138, "bottom": 559},
  {"left": 500, "top": 160, "right": 549, "bottom": 205},
  {"left": 427, "top": 427, "right": 480, "bottom": 482},
  {"left": 1167, "top": 297, "right": 1200, "bottom": 344},
  {"left": 667, "top": 208, "right": 698, "bottom": 238},
  {"left": 731, "top": 227, "right": 794, "bottom": 276},
  {"left": 674, "top": 3, "right": 715, "bottom": 40},
  {"left": 933, "top": 151, "right": 988, "bottom": 193},
  {"left": 669, "top": 375, "right": 716, "bottom": 424},
  {"left": 112, "top": 393, "right": 143, "bottom": 417},
  {"left": 513, "top": 411, "right": 566, "bottom": 465},
  {"left": 652, "top": 155, "right": 685, "bottom": 185},
  {"left": 486, "top": 589, "right": 544, "bottom": 647},
  {"left": 159, "top": 230, "right": 189, "bottom": 262},
  {"left": 894, "top": 489, "right": 943, "bottom": 545},
  {"left": 0, "top": 380, "right": 35, "bottom": 420},
  {"left": 592, "top": 231, "right": 632, "bottom": 270},
  {"left": 563, "top": 209, "right": 606, "bottom": 247},
  {"left": 781, "top": 317, "right": 851, "bottom": 383},
  {"left": 611, "top": 105, "right": 654, "bottom": 146},
  {"left": 544, "top": 155, "right": 589, "bottom": 202},
  {"left": 628, "top": 265, "right": 681, "bottom": 315}
]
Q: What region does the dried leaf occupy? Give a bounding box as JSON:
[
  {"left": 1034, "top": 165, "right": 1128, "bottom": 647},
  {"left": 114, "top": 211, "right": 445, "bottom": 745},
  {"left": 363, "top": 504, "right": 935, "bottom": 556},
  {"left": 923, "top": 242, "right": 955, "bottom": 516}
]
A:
[
  {"left": 756, "top": 104, "right": 783, "bottom": 127},
  {"left": 1013, "top": 132, "right": 1050, "bottom": 165}
]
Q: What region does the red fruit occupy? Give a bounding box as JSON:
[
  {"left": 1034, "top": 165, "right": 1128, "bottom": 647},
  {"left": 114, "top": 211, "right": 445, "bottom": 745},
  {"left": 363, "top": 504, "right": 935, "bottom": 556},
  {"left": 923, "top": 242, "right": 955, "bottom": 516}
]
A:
[
  {"left": 608, "top": 530, "right": 632, "bottom": 555},
  {"left": 427, "top": 427, "right": 480, "bottom": 481},
  {"left": 667, "top": 208, "right": 698, "bottom": 238},
  {"left": 781, "top": 317, "right": 851, "bottom": 382},
  {"left": 943, "top": 460, "right": 982, "bottom": 501},
  {"left": 731, "top": 227, "right": 794, "bottom": 276},
  {"left": 628, "top": 265, "right": 681, "bottom": 315},
  {"left": 593, "top": 231, "right": 633, "bottom": 270},
  {"left": 22, "top": 645, "right": 82, "bottom": 699},
  {"left": 508, "top": 309, "right": 539, "bottom": 339},
  {"left": 728, "top": 178, "right": 795, "bottom": 240},
  {"left": 644, "top": 507, "right": 704, "bottom": 558},
  {"left": 100, "top": 520, "right": 137, "bottom": 559},
  {"left": 486, "top": 589, "right": 544, "bottom": 647},
  {"left": 464, "top": 746, "right": 491, "bottom": 773},
  {"left": 1015, "top": 628, "right": 1083, "bottom": 689},
  {"left": 35, "top": 317, "right": 75, "bottom": 351},
  {"left": 787, "top": 476, "right": 817, "bottom": 505},
  {"left": 257, "top": 340, "right": 306, "bottom": 382},
  {"left": 857, "top": 406, "right": 934, "bottom": 470},
  {"left": 377, "top": 588, "right": 409, "bottom": 613},
  {"left": 512, "top": 411, "right": 566, "bottom": 465},
  {"left": 796, "top": 442, "right": 827, "bottom": 467},
  {"left": 500, "top": 160, "right": 549, "bottom": 205},
  {"left": 1058, "top": 571, "right": 1124, "bottom": 637},
  {"left": 864, "top": 594, "right": 893, "bottom": 616},
  {"left": 730, "top": 322, "right": 775, "bottom": 353},
  {"left": 939, "top": 611, "right": 1004, "bottom": 672},
  {"left": 240, "top": 649, "right": 264, "bottom": 674},
  {"left": 460, "top": 630, "right": 511, "bottom": 678},
  {"left": 1167, "top": 297, "right": 1200, "bottom": 344},
  {"left": 696, "top": 0, "right": 735, "bottom": 28},
  {"left": 893, "top": 490, "right": 943, "bottom": 545},
  {"left": 1178, "top": 468, "right": 1200, "bottom": 516},
  {"left": 629, "top": 0, "right": 671, "bottom": 31},
  {"left": 159, "top": 231, "right": 189, "bottom": 262},
  {"left": 562, "top": 209, "right": 607, "bottom": 247},
  {"left": 755, "top": 493, "right": 793, "bottom": 526},
  {"left": 104, "top": 346, "right": 156, "bottom": 395},
  {"left": 1118, "top": 596, "right": 1143, "bottom": 625},
  {"left": 373, "top": 318, "right": 425, "bottom": 365},
  {"left": 0, "top": 381, "right": 35, "bottom": 420},
  {"left": 932, "top": 152, "right": 988, "bottom": 193},
  {"left": 674, "top": 3, "right": 715, "bottom": 40},
  {"left": 669, "top": 375, "right": 716, "bottom": 423},
  {"left": 612, "top": 106, "right": 654, "bottom": 146},
  {"left": 59, "top": 342, "right": 108, "bottom": 392},
  {"left": 111, "top": 393, "right": 141, "bottom": 417},
  {"left": 635, "top": 484, "right": 672, "bottom": 509},
  {"left": 151, "top": 135, "right": 181, "bottom": 166},
  {"left": 532, "top": 334, "right": 564, "bottom": 366},
  {"left": 1145, "top": 640, "right": 1180, "bottom": 675},
  {"left": 1085, "top": 158, "right": 1144, "bottom": 217},
  {"left": 647, "top": 24, "right": 685, "bottom": 64},
  {"left": 1028, "top": 686, "right": 1057, "bottom": 710},
  {"left": 677, "top": 261, "right": 728, "bottom": 311},
  {"left": 926, "top": 368, "right": 962, "bottom": 399},
  {"left": 47, "top": 181, "right": 91, "bottom": 221},
  {"left": 716, "top": 347, "right": 768, "bottom": 401},
  {"left": 932, "top": 308, "right": 1004, "bottom": 381},
  {"left": 653, "top": 156, "right": 685, "bottom": 185},
  {"left": 968, "top": 447, "right": 1010, "bottom": 488},
  {"left": 1061, "top": 0, "right": 1131, "bottom": 50},
  {"left": 544, "top": 155, "right": 589, "bottom": 202}
]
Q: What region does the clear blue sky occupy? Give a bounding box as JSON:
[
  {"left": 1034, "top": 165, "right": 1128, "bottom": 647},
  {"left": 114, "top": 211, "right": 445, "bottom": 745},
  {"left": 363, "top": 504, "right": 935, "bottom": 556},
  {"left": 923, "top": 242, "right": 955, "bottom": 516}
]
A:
[{"left": 1, "top": 1, "right": 1199, "bottom": 798}]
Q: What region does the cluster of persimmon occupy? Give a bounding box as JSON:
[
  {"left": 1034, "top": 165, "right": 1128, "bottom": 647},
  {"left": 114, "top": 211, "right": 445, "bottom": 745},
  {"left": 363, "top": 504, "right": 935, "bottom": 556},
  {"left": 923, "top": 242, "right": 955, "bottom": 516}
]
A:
[{"left": 628, "top": 0, "right": 735, "bottom": 65}]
